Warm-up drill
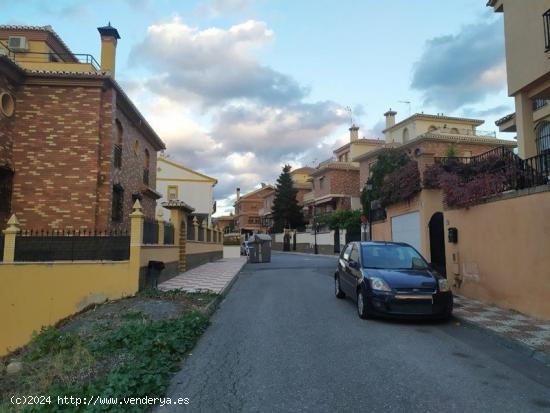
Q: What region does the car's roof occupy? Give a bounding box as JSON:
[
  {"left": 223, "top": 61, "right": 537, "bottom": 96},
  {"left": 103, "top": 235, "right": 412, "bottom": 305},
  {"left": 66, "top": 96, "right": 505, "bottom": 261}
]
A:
[{"left": 356, "top": 241, "right": 411, "bottom": 247}]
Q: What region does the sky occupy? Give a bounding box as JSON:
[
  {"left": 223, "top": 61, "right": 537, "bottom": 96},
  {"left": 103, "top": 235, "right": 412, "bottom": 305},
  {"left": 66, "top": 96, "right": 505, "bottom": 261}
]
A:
[{"left": 3, "top": 0, "right": 514, "bottom": 215}]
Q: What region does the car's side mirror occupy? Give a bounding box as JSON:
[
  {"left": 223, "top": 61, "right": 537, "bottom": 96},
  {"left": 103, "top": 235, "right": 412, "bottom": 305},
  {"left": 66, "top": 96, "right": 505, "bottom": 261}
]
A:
[{"left": 348, "top": 260, "right": 359, "bottom": 269}]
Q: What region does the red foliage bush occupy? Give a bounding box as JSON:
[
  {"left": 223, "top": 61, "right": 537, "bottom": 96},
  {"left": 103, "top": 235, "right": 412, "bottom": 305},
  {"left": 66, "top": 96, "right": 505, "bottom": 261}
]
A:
[
  {"left": 380, "top": 161, "right": 421, "bottom": 206},
  {"left": 423, "top": 157, "right": 510, "bottom": 208}
]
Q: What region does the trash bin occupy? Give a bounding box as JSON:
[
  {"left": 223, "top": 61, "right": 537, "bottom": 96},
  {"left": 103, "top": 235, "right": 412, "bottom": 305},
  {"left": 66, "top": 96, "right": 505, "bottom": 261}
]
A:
[
  {"left": 247, "top": 234, "right": 272, "bottom": 263},
  {"left": 147, "top": 260, "right": 165, "bottom": 288}
]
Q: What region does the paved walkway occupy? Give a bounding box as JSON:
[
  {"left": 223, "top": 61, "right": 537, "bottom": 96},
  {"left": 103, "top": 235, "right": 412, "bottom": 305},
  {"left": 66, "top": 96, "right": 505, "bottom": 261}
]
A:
[
  {"left": 159, "top": 258, "right": 247, "bottom": 294},
  {"left": 454, "top": 295, "right": 550, "bottom": 363}
]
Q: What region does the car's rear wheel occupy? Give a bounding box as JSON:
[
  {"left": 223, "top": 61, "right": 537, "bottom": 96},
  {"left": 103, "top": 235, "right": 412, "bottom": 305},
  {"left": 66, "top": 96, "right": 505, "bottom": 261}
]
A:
[
  {"left": 335, "top": 275, "right": 345, "bottom": 299},
  {"left": 357, "top": 289, "right": 369, "bottom": 319}
]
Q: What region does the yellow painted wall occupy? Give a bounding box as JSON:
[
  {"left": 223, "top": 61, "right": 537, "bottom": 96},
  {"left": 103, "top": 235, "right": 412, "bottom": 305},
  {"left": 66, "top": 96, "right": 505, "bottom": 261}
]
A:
[
  {"left": 444, "top": 189, "right": 550, "bottom": 320},
  {"left": 187, "top": 241, "right": 223, "bottom": 255},
  {"left": 140, "top": 245, "right": 179, "bottom": 265},
  {"left": 0, "top": 260, "right": 138, "bottom": 355},
  {"left": 500, "top": 0, "right": 550, "bottom": 96}
]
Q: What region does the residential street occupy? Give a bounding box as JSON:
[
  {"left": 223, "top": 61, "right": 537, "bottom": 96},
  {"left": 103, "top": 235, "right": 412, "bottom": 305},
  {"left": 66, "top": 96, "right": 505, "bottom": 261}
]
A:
[{"left": 158, "top": 253, "right": 550, "bottom": 413}]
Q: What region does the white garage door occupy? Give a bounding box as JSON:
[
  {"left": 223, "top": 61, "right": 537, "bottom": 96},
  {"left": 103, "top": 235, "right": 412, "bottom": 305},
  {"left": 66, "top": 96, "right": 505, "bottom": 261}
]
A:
[{"left": 391, "top": 212, "right": 421, "bottom": 251}]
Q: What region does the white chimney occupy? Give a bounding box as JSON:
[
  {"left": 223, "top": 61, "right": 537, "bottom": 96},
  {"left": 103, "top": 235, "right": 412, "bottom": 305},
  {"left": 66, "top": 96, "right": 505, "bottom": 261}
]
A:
[
  {"left": 236, "top": 187, "right": 241, "bottom": 200},
  {"left": 384, "top": 109, "right": 397, "bottom": 129}
]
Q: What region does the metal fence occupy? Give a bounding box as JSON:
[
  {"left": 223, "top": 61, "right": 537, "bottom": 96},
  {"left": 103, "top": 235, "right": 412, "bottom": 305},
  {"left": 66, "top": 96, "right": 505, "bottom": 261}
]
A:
[
  {"left": 14, "top": 230, "right": 130, "bottom": 262},
  {"left": 0, "top": 234, "right": 3, "bottom": 262},
  {"left": 143, "top": 219, "right": 159, "bottom": 244},
  {"left": 164, "top": 222, "right": 175, "bottom": 245},
  {"left": 434, "top": 146, "right": 550, "bottom": 192}
]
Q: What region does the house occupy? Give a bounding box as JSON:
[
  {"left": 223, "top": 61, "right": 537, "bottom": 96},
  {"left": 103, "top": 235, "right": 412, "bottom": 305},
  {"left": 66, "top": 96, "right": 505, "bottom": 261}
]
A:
[
  {"left": 303, "top": 126, "right": 384, "bottom": 220},
  {"left": 0, "top": 24, "right": 164, "bottom": 230},
  {"left": 354, "top": 111, "right": 517, "bottom": 188},
  {"left": 234, "top": 185, "right": 275, "bottom": 236},
  {"left": 489, "top": 0, "right": 550, "bottom": 159},
  {"left": 156, "top": 155, "right": 217, "bottom": 225},
  {"left": 212, "top": 214, "right": 235, "bottom": 234}
]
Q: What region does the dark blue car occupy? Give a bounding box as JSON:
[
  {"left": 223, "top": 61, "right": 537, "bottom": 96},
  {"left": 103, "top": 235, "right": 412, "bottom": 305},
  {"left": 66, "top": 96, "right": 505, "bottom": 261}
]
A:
[{"left": 335, "top": 241, "right": 453, "bottom": 320}]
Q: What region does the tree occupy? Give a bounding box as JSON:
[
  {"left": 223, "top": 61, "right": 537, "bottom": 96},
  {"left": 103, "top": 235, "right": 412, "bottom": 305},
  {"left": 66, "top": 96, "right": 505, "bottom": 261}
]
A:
[{"left": 272, "top": 165, "right": 304, "bottom": 232}]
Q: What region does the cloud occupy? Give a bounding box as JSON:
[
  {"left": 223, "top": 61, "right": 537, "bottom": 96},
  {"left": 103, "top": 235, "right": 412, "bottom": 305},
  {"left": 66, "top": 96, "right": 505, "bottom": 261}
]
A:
[
  {"left": 461, "top": 104, "right": 513, "bottom": 119},
  {"left": 128, "top": 18, "right": 349, "bottom": 214},
  {"left": 130, "top": 18, "right": 307, "bottom": 107},
  {"left": 411, "top": 17, "right": 506, "bottom": 111},
  {"left": 199, "top": 0, "right": 251, "bottom": 17}
]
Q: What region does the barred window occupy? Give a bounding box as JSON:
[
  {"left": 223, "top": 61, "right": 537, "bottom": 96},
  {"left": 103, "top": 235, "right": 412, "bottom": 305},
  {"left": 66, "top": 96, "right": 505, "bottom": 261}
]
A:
[{"left": 112, "top": 185, "right": 124, "bottom": 222}]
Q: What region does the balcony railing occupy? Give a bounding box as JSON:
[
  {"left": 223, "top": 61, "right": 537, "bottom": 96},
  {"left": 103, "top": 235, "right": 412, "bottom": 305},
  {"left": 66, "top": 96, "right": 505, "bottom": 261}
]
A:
[
  {"left": 0, "top": 41, "right": 101, "bottom": 71},
  {"left": 544, "top": 9, "right": 550, "bottom": 51},
  {"left": 428, "top": 127, "right": 496, "bottom": 138},
  {"left": 533, "top": 99, "right": 548, "bottom": 111}
]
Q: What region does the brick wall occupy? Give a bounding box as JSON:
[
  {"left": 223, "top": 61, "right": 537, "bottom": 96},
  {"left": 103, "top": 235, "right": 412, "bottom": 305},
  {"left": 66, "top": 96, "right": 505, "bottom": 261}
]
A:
[
  {"left": 313, "top": 169, "right": 360, "bottom": 199},
  {"left": 8, "top": 80, "right": 158, "bottom": 230}
]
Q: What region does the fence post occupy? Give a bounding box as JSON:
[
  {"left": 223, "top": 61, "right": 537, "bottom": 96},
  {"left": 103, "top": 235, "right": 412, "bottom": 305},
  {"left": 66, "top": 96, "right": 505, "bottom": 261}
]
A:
[
  {"left": 2, "top": 214, "right": 20, "bottom": 263},
  {"left": 203, "top": 220, "right": 207, "bottom": 242},
  {"left": 130, "top": 200, "right": 145, "bottom": 247},
  {"left": 213, "top": 225, "right": 218, "bottom": 243},
  {"left": 219, "top": 227, "right": 223, "bottom": 244},
  {"left": 193, "top": 217, "right": 199, "bottom": 241},
  {"left": 157, "top": 210, "right": 165, "bottom": 245}
]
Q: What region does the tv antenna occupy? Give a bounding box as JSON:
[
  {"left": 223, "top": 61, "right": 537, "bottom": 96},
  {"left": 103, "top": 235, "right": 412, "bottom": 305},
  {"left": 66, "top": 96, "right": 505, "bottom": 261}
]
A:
[
  {"left": 345, "top": 106, "right": 354, "bottom": 126},
  {"left": 398, "top": 100, "right": 412, "bottom": 116}
]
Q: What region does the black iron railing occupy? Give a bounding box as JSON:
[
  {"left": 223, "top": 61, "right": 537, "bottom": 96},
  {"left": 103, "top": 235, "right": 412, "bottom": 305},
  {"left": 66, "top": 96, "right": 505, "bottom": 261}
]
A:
[
  {"left": 164, "top": 222, "right": 175, "bottom": 245},
  {"left": 187, "top": 218, "right": 195, "bottom": 240},
  {"left": 0, "top": 234, "right": 4, "bottom": 262},
  {"left": 114, "top": 145, "right": 122, "bottom": 169},
  {"left": 533, "top": 99, "right": 548, "bottom": 111},
  {"left": 435, "top": 146, "right": 550, "bottom": 192},
  {"left": 143, "top": 219, "right": 159, "bottom": 244},
  {"left": 544, "top": 9, "right": 550, "bottom": 51},
  {"left": 14, "top": 230, "right": 129, "bottom": 261}
]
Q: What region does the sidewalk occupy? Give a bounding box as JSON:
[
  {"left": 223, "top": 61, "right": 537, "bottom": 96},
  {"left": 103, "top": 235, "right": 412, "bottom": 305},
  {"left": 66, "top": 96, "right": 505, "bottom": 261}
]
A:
[
  {"left": 454, "top": 295, "right": 550, "bottom": 364},
  {"left": 159, "top": 258, "right": 247, "bottom": 294}
]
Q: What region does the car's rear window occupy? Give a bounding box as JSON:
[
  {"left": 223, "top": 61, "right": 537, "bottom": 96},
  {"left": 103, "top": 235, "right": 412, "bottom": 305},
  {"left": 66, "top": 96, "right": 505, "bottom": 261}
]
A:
[{"left": 361, "top": 244, "right": 428, "bottom": 270}]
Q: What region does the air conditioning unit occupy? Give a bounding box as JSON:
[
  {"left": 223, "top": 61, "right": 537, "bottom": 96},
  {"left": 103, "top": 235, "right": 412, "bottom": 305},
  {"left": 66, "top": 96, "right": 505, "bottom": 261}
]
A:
[{"left": 8, "top": 36, "right": 28, "bottom": 51}]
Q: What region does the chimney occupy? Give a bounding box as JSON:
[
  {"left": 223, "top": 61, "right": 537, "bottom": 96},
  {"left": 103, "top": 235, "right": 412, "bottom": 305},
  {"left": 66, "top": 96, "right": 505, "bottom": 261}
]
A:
[
  {"left": 349, "top": 124, "right": 359, "bottom": 142},
  {"left": 97, "top": 22, "right": 121, "bottom": 77},
  {"left": 236, "top": 187, "right": 241, "bottom": 200},
  {"left": 384, "top": 109, "right": 397, "bottom": 129}
]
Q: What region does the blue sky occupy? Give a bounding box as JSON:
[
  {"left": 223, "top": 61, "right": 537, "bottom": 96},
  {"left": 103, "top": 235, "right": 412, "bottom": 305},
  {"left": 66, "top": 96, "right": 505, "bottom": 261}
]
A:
[{"left": 3, "top": 0, "right": 513, "bottom": 214}]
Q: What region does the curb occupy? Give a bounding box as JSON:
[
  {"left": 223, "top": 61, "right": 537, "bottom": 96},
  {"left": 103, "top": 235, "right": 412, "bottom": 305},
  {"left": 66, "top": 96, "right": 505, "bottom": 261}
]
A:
[
  {"left": 453, "top": 315, "right": 550, "bottom": 366},
  {"left": 202, "top": 259, "right": 247, "bottom": 317},
  {"left": 272, "top": 251, "right": 338, "bottom": 258}
]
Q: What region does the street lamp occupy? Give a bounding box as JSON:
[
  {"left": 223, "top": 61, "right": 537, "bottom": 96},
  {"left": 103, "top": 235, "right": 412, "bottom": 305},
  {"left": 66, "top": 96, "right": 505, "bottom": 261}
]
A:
[
  {"left": 365, "top": 181, "right": 373, "bottom": 241},
  {"left": 312, "top": 214, "right": 320, "bottom": 255}
]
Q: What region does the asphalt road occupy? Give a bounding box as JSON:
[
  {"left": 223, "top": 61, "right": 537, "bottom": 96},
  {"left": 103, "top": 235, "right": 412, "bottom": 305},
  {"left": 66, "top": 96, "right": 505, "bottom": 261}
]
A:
[{"left": 157, "top": 252, "right": 550, "bottom": 413}]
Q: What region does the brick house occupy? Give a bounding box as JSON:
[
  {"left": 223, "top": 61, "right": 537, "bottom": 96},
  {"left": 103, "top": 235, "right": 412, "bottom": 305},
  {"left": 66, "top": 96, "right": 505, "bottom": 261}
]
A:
[
  {"left": 302, "top": 125, "right": 383, "bottom": 221},
  {"left": 0, "top": 24, "right": 164, "bottom": 230},
  {"left": 234, "top": 185, "right": 275, "bottom": 236}
]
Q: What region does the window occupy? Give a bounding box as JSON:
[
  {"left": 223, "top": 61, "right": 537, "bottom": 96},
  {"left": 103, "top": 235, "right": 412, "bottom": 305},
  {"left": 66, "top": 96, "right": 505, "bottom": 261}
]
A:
[
  {"left": 544, "top": 9, "right": 550, "bottom": 51},
  {"left": 536, "top": 121, "right": 550, "bottom": 154},
  {"left": 450, "top": 128, "right": 459, "bottom": 134},
  {"left": 319, "top": 176, "right": 325, "bottom": 190},
  {"left": 428, "top": 125, "right": 437, "bottom": 132},
  {"left": 167, "top": 185, "right": 178, "bottom": 200},
  {"left": 402, "top": 128, "right": 409, "bottom": 142},
  {"left": 361, "top": 244, "right": 428, "bottom": 270},
  {"left": 114, "top": 120, "right": 123, "bottom": 169},
  {"left": 342, "top": 244, "right": 353, "bottom": 260},
  {"left": 112, "top": 185, "right": 124, "bottom": 222},
  {"left": 143, "top": 149, "right": 150, "bottom": 185},
  {"left": 349, "top": 245, "right": 360, "bottom": 263}
]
